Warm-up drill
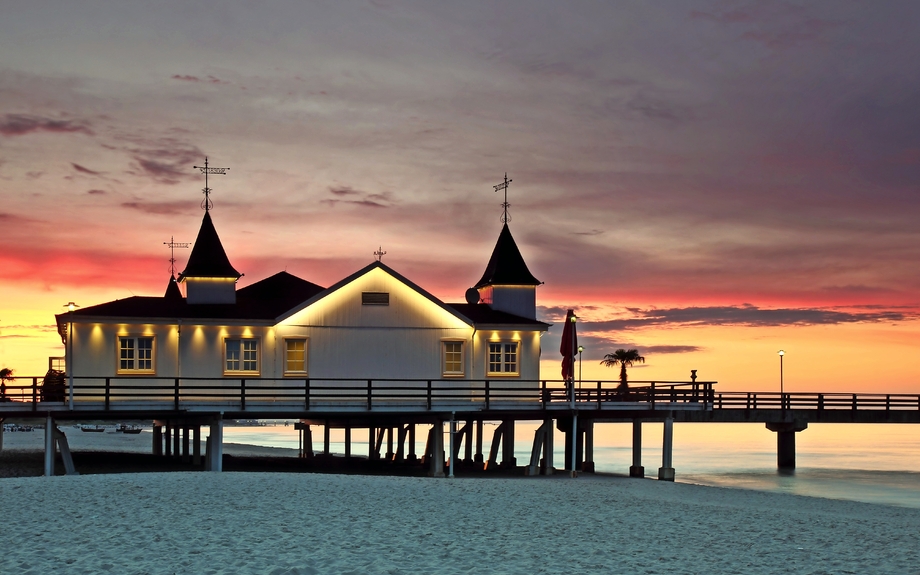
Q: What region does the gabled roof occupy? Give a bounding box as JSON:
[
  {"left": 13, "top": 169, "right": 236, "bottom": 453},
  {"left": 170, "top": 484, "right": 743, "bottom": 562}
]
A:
[
  {"left": 474, "top": 223, "right": 540, "bottom": 289},
  {"left": 179, "top": 212, "right": 241, "bottom": 280},
  {"left": 276, "top": 261, "right": 473, "bottom": 325},
  {"left": 446, "top": 303, "right": 549, "bottom": 329},
  {"left": 59, "top": 271, "right": 324, "bottom": 323}
]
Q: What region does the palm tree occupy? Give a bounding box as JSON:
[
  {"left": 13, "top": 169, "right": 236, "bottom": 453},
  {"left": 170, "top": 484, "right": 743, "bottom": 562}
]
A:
[{"left": 600, "top": 349, "right": 645, "bottom": 392}]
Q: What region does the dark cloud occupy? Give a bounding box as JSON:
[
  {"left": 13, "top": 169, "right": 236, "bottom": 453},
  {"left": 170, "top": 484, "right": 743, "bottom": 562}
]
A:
[
  {"left": 72, "top": 163, "right": 102, "bottom": 175},
  {"left": 323, "top": 188, "right": 394, "bottom": 208},
  {"left": 171, "top": 74, "right": 227, "bottom": 84},
  {"left": 588, "top": 305, "right": 911, "bottom": 331},
  {"left": 87, "top": 189, "right": 107, "bottom": 195},
  {"left": 127, "top": 141, "right": 204, "bottom": 184},
  {"left": 121, "top": 201, "right": 195, "bottom": 215},
  {"left": 0, "top": 114, "right": 94, "bottom": 137},
  {"left": 541, "top": 331, "right": 700, "bottom": 362},
  {"left": 330, "top": 186, "right": 361, "bottom": 196}
]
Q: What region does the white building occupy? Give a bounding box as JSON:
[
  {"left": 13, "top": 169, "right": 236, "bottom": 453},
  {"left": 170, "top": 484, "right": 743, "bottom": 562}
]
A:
[{"left": 56, "top": 206, "right": 549, "bottom": 401}]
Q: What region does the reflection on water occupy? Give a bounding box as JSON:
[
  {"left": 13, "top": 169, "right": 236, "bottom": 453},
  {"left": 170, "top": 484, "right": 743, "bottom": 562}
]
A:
[{"left": 222, "top": 422, "right": 920, "bottom": 508}]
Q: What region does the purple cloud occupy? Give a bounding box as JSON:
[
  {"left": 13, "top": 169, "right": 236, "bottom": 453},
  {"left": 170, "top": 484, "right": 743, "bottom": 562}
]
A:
[{"left": 0, "top": 114, "right": 93, "bottom": 137}]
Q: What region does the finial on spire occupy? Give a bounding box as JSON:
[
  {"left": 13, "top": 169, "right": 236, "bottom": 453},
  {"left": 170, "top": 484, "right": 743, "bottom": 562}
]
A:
[
  {"left": 374, "top": 246, "right": 387, "bottom": 262},
  {"left": 493, "top": 172, "right": 512, "bottom": 224},
  {"left": 164, "top": 236, "right": 190, "bottom": 277},
  {"left": 193, "top": 156, "right": 229, "bottom": 212}
]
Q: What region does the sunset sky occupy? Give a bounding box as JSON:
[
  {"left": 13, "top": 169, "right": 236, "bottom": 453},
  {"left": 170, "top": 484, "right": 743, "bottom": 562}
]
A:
[{"left": 1, "top": 1, "right": 918, "bottom": 392}]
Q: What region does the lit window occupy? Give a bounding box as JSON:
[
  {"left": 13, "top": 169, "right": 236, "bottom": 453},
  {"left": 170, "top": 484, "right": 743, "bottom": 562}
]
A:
[
  {"left": 488, "top": 342, "right": 518, "bottom": 375},
  {"left": 443, "top": 341, "right": 464, "bottom": 376},
  {"left": 285, "top": 339, "right": 308, "bottom": 374},
  {"left": 118, "top": 336, "right": 155, "bottom": 373},
  {"left": 226, "top": 339, "right": 259, "bottom": 374}
]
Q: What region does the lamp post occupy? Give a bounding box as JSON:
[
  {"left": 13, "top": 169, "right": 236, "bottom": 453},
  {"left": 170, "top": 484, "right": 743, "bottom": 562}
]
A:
[
  {"left": 65, "top": 302, "right": 78, "bottom": 410},
  {"left": 778, "top": 350, "right": 785, "bottom": 407},
  {"left": 577, "top": 345, "right": 584, "bottom": 390}
]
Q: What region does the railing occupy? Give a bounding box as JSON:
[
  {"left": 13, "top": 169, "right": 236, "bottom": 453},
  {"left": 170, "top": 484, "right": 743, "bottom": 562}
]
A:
[
  {"left": 713, "top": 391, "right": 920, "bottom": 412},
  {"left": 0, "top": 376, "right": 714, "bottom": 412}
]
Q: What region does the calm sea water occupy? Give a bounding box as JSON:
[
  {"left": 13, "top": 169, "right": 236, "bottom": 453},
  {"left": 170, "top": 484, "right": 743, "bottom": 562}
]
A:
[{"left": 222, "top": 421, "right": 920, "bottom": 509}]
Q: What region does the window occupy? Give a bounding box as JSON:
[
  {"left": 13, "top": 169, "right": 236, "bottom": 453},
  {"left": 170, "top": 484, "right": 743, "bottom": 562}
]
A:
[
  {"left": 442, "top": 341, "right": 464, "bottom": 376},
  {"left": 362, "top": 292, "right": 389, "bottom": 305},
  {"left": 226, "top": 339, "right": 259, "bottom": 374},
  {"left": 285, "top": 338, "right": 308, "bottom": 374},
  {"left": 488, "top": 342, "right": 518, "bottom": 375},
  {"left": 118, "top": 336, "right": 155, "bottom": 373}
]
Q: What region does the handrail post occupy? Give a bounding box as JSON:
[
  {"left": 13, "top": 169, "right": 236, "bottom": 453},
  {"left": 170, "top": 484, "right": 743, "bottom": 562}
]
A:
[
  {"left": 485, "top": 380, "right": 490, "bottom": 410},
  {"left": 596, "top": 381, "right": 601, "bottom": 408},
  {"left": 852, "top": 393, "right": 857, "bottom": 411},
  {"left": 240, "top": 378, "right": 246, "bottom": 410},
  {"left": 541, "top": 380, "right": 547, "bottom": 408},
  {"left": 886, "top": 394, "right": 890, "bottom": 411},
  {"left": 305, "top": 378, "right": 310, "bottom": 410},
  {"left": 818, "top": 394, "right": 824, "bottom": 412},
  {"left": 105, "top": 377, "right": 111, "bottom": 411},
  {"left": 650, "top": 381, "right": 656, "bottom": 410},
  {"left": 174, "top": 378, "right": 180, "bottom": 411},
  {"left": 32, "top": 377, "right": 38, "bottom": 411},
  {"left": 367, "top": 379, "right": 372, "bottom": 410},
  {"left": 427, "top": 380, "right": 432, "bottom": 411}
]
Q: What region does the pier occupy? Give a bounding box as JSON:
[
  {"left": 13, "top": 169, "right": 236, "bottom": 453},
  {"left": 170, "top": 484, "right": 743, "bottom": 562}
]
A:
[{"left": 1, "top": 376, "right": 918, "bottom": 477}]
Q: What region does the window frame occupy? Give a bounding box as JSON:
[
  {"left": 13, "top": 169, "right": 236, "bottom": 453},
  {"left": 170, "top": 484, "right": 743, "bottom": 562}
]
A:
[
  {"left": 441, "top": 339, "right": 465, "bottom": 378},
  {"left": 283, "top": 337, "right": 309, "bottom": 376},
  {"left": 486, "top": 341, "right": 520, "bottom": 377},
  {"left": 223, "top": 337, "right": 261, "bottom": 376},
  {"left": 116, "top": 335, "right": 156, "bottom": 375}
]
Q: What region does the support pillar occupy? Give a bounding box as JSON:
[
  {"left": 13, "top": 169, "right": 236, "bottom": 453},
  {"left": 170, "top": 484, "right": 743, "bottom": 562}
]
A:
[
  {"left": 474, "top": 420, "right": 484, "bottom": 464},
  {"left": 345, "top": 426, "right": 352, "bottom": 459},
  {"left": 395, "top": 425, "right": 407, "bottom": 461},
  {"left": 172, "top": 423, "right": 180, "bottom": 459},
  {"left": 407, "top": 424, "right": 417, "bottom": 461},
  {"left": 44, "top": 414, "right": 55, "bottom": 477},
  {"left": 583, "top": 420, "right": 595, "bottom": 473},
  {"left": 766, "top": 421, "right": 808, "bottom": 470},
  {"left": 464, "top": 420, "right": 473, "bottom": 463},
  {"left": 182, "top": 425, "right": 190, "bottom": 463},
  {"left": 501, "top": 419, "right": 515, "bottom": 468},
  {"left": 0, "top": 420, "right": 4, "bottom": 452},
  {"left": 152, "top": 424, "right": 163, "bottom": 456},
  {"left": 629, "top": 420, "right": 644, "bottom": 478},
  {"left": 368, "top": 426, "right": 377, "bottom": 460},
  {"left": 658, "top": 416, "right": 674, "bottom": 481},
  {"left": 164, "top": 423, "right": 172, "bottom": 457},
  {"left": 193, "top": 426, "right": 201, "bottom": 465},
  {"left": 208, "top": 417, "right": 223, "bottom": 472},
  {"left": 323, "top": 424, "right": 330, "bottom": 456},
  {"left": 541, "top": 419, "right": 554, "bottom": 475},
  {"left": 386, "top": 427, "right": 394, "bottom": 460},
  {"left": 448, "top": 416, "right": 456, "bottom": 478},
  {"left": 430, "top": 422, "right": 445, "bottom": 477}
]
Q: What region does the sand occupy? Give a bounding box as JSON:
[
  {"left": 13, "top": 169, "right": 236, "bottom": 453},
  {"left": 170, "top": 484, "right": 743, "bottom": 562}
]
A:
[{"left": 2, "top": 429, "right": 920, "bottom": 574}]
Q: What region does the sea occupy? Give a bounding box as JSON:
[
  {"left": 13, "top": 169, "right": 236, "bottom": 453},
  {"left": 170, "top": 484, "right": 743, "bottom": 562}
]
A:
[{"left": 222, "top": 421, "right": 920, "bottom": 509}]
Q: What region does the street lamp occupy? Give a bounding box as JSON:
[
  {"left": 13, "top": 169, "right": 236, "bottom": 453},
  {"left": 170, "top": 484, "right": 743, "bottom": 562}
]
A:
[
  {"left": 778, "top": 350, "right": 785, "bottom": 406},
  {"left": 65, "top": 302, "right": 79, "bottom": 409},
  {"left": 577, "top": 345, "right": 584, "bottom": 389}
]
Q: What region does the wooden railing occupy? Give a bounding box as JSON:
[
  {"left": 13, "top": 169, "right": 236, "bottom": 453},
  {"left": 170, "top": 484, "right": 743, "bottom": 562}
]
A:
[
  {"left": 712, "top": 392, "right": 920, "bottom": 412},
  {"left": 0, "top": 376, "right": 714, "bottom": 412}
]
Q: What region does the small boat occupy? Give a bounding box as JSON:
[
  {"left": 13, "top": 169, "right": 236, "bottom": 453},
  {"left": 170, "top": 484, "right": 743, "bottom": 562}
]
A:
[
  {"left": 81, "top": 425, "right": 105, "bottom": 432},
  {"left": 116, "top": 424, "right": 143, "bottom": 434}
]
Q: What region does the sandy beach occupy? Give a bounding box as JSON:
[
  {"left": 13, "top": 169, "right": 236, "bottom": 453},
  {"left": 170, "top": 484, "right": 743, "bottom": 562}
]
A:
[{"left": 1, "top": 427, "right": 919, "bottom": 574}]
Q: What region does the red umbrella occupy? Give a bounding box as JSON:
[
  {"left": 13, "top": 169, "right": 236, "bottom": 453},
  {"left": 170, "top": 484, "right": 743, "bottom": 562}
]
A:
[{"left": 560, "top": 309, "right": 577, "bottom": 380}]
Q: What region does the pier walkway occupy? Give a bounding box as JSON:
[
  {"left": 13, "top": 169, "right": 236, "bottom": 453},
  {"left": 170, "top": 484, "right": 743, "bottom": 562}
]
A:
[{"left": 1, "top": 376, "right": 917, "bottom": 478}]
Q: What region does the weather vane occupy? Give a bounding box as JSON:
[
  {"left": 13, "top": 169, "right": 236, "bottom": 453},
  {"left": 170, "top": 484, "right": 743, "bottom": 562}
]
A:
[
  {"left": 164, "top": 236, "right": 190, "bottom": 276},
  {"left": 493, "top": 172, "right": 512, "bottom": 223},
  {"left": 374, "top": 246, "right": 387, "bottom": 262},
  {"left": 193, "top": 156, "right": 228, "bottom": 212}
]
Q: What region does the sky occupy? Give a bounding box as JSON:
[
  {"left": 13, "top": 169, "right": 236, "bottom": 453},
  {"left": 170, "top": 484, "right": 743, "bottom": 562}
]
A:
[{"left": 1, "top": 0, "right": 919, "bottom": 392}]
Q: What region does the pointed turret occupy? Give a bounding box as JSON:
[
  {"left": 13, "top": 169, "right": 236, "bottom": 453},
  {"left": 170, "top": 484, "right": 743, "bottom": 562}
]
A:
[
  {"left": 179, "top": 212, "right": 241, "bottom": 304},
  {"left": 164, "top": 274, "right": 183, "bottom": 301},
  {"left": 474, "top": 223, "right": 540, "bottom": 319}
]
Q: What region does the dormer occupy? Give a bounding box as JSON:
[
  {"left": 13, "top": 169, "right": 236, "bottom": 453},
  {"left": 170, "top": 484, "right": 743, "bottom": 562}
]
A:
[
  {"left": 178, "top": 212, "right": 241, "bottom": 304},
  {"left": 473, "top": 223, "right": 540, "bottom": 319}
]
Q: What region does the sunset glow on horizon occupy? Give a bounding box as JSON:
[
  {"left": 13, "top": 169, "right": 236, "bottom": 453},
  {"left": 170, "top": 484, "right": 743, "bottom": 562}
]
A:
[{"left": 1, "top": 2, "right": 918, "bottom": 392}]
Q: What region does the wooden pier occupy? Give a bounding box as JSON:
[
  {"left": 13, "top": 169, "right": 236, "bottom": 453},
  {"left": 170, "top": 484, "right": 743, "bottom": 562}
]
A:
[{"left": 1, "top": 376, "right": 918, "bottom": 478}]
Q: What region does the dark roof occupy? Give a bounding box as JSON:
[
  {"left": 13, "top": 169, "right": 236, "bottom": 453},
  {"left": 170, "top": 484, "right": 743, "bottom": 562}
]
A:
[
  {"left": 179, "top": 212, "right": 241, "bottom": 279},
  {"left": 446, "top": 303, "right": 549, "bottom": 328},
  {"left": 473, "top": 223, "right": 540, "bottom": 288},
  {"left": 164, "top": 275, "right": 183, "bottom": 300},
  {"left": 61, "top": 271, "right": 324, "bottom": 322}
]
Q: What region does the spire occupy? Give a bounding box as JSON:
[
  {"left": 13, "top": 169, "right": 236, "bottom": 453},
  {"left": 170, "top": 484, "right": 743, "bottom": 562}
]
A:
[
  {"left": 474, "top": 223, "right": 540, "bottom": 288},
  {"left": 178, "top": 211, "right": 242, "bottom": 280},
  {"left": 164, "top": 274, "right": 183, "bottom": 300}
]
